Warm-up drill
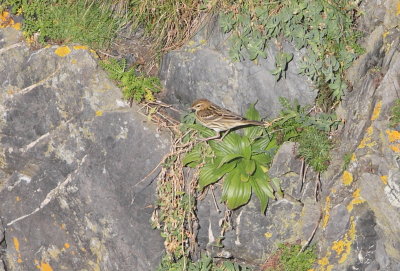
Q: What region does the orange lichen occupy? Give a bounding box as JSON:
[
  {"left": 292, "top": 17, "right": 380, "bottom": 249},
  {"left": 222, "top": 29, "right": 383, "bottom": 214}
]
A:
[
  {"left": 0, "top": 11, "right": 21, "bottom": 29},
  {"left": 73, "top": 45, "right": 88, "bottom": 50},
  {"left": 318, "top": 257, "right": 329, "bottom": 266},
  {"left": 36, "top": 262, "right": 53, "bottom": 271},
  {"left": 331, "top": 216, "right": 356, "bottom": 264},
  {"left": 386, "top": 129, "right": 400, "bottom": 142},
  {"left": 347, "top": 189, "right": 365, "bottom": 212},
  {"left": 13, "top": 237, "right": 20, "bottom": 252},
  {"left": 380, "top": 175, "right": 388, "bottom": 185},
  {"left": 16, "top": 196, "right": 21, "bottom": 202},
  {"left": 342, "top": 171, "right": 353, "bottom": 186},
  {"left": 371, "top": 101, "right": 382, "bottom": 120},
  {"left": 397, "top": 2, "right": 400, "bottom": 16},
  {"left": 95, "top": 110, "right": 103, "bottom": 116},
  {"left": 64, "top": 243, "right": 70, "bottom": 249},
  {"left": 358, "top": 126, "right": 376, "bottom": 149},
  {"left": 322, "top": 196, "right": 331, "bottom": 228},
  {"left": 54, "top": 46, "right": 71, "bottom": 57},
  {"left": 389, "top": 144, "right": 400, "bottom": 153}
]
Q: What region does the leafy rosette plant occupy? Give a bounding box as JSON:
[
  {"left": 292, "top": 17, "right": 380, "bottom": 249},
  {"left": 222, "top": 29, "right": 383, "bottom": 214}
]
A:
[{"left": 183, "top": 104, "right": 281, "bottom": 213}]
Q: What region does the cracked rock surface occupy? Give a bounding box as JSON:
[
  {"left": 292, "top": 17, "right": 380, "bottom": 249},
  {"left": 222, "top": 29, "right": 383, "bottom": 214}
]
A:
[{"left": 0, "top": 27, "right": 170, "bottom": 270}]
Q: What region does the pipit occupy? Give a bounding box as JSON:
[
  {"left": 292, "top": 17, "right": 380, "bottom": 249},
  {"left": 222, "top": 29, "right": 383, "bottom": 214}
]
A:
[{"left": 191, "top": 98, "right": 268, "bottom": 140}]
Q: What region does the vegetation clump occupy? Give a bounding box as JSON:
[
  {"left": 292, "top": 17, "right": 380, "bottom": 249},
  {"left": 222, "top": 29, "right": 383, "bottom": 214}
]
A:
[
  {"left": 262, "top": 243, "right": 317, "bottom": 271},
  {"left": 389, "top": 99, "right": 400, "bottom": 128},
  {"left": 100, "top": 58, "right": 161, "bottom": 103},
  {"left": 0, "top": 0, "right": 126, "bottom": 48}
]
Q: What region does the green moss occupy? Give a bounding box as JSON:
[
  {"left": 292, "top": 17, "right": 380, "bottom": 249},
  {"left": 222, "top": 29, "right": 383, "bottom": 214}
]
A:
[{"left": 390, "top": 99, "right": 400, "bottom": 127}]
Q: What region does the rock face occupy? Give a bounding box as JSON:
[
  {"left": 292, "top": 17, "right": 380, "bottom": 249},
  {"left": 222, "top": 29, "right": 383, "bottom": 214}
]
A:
[
  {"left": 159, "top": 18, "right": 317, "bottom": 118},
  {"left": 0, "top": 27, "right": 169, "bottom": 270},
  {"left": 164, "top": 1, "right": 400, "bottom": 270}
]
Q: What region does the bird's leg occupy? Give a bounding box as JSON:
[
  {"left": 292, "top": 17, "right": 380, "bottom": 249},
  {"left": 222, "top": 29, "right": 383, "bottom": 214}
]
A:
[
  {"left": 200, "top": 131, "right": 221, "bottom": 141},
  {"left": 219, "top": 130, "right": 231, "bottom": 141}
]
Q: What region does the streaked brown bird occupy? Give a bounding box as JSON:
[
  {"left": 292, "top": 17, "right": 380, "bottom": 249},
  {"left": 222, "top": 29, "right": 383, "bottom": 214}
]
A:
[{"left": 191, "top": 98, "right": 268, "bottom": 140}]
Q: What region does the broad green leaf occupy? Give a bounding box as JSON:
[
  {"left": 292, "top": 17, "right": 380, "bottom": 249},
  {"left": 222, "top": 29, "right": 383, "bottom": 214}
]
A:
[
  {"left": 185, "top": 123, "right": 215, "bottom": 138},
  {"left": 199, "top": 161, "right": 237, "bottom": 190},
  {"left": 252, "top": 135, "right": 273, "bottom": 151},
  {"left": 244, "top": 125, "right": 264, "bottom": 141},
  {"left": 218, "top": 153, "right": 243, "bottom": 167},
  {"left": 271, "top": 177, "right": 283, "bottom": 197},
  {"left": 251, "top": 167, "right": 273, "bottom": 213},
  {"left": 182, "top": 146, "right": 202, "bottom": 167},
  {"left": 239, "top": 136, "right": 252, "bottom": 160},
  {"left": 244, "top": 159, "right": 256, "bottom": 175},
  {"left": 210, "top": 132, "right": 240, "bottom": 155},
  {"left": 223, "top": 170, "right": 252, "bottom": 210},
  {"left": 252, "top": 153, "right": 271, "bottom": 165}
]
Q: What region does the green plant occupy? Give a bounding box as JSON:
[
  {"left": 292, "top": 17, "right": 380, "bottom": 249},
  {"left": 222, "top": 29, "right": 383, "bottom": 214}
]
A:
[
  {"left": 342, "top": 152, "right": 352, "bottom": 170},
  {"left": 390, "top": 99, "right": 400, "bottom": 127},
  {"left": 1, "top": 0, "right": 126, "bottom": 48},
  {"left": 264, "top": 243, "right": 316, "bottom": 271},
  {"left": 297, "top": 126, "right": 331, "bottom": 172},
  {"left": 157, "top": 254, "right": 252, "bottom": 271},
  {"left": 219, "top": 0, "right": 364, "bottom": 102},
  {"left": 184, "top": 104, "right": 281, "bottom": 213},
  {"left": 270, "top": 98, "right": 337, "bottom": 172},
  {"left": 100, "top": 58, "right": 161, "bottom": 102}
]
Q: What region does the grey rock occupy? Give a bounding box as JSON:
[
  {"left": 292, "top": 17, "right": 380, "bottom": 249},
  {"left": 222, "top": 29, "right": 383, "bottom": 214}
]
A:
[
  {"left": 324, "top": 204, "right": 351, "bottom": 243},
  {"left": 159, "top": 17, "right": 317, "bottom": 118},
  {"left": 0, "top": 27, "right": 169, "bottom": 270},
  {"left": 222, "top": 198, "right": 304, "bottom": 264}
]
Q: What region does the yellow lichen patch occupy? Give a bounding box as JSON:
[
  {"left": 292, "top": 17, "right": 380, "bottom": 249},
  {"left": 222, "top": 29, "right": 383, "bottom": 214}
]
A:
[
  {"left": 380, "top": 175, "right": 388, "bottom": 185},
  {"left": 54, "top": 46, "right": 71, "bottom": 57},
  {"left": 13, "top": 22, "right": 21, "bottom": 30},
  {"left": 350, "top": 153, "right": 357, "bottom": 162},
  {"left": 389, "top": 144, "right": 400, "bottom": 153},
  {"left": 371, "top": 101, "right": 382, "bottom": 120},
  {"left": 36, "top": 262, "right": 53, "bottom": 271},
  {"left": 73, "top": 45, "right": 88, "bottom": 50},
  {"left": 322, "top": 196, "right": 331, "bottom": 228},
  {"left": 331, "top": 217, "right": 356, "bottom": 264},
  {"left": 89, "top": 49, "right": 99, "bottom": 58},
  {"left": 16, "top": 196, "right": 21, "bottom": 202},
  {"left": 264, "top": 232, "right": 272, "bottom": 238},
  {"left": 71, "top": 59, "right": 77, "bottom": 64},
  {"left": 386, "top": 130, "right": 400, "bottom": 153},
  {"left": 358, "top": 126, "right": 376, "bottom": 149},
  {"left": 383, "top": 31, "right": 390, "bottom": 38},
  {"left": 318, "top": 257, "right": 329, "bottom": 266},
  {"left": 397, "top": 2, "right": 400, "bottom": 16},
  {"left": 386, "top": 129, "right": 400, "bottom": 142},
  {"left": 347, "top": 189, "right": 365, "bottom": 212},
  {"left": 95, "top": 110, "right": 103, "bottom": 117},
  {"left": 342, "top": 171, "right": 353, "bottom": 186},
  {"left": 13, "top": 237, "right": 20, "bottom": 252},
  {"left": 64, "top": 243, "right": 70, "bottom": 249},
  {"left": 0, "top": 11, "right": 18, "bottom": 29}
]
